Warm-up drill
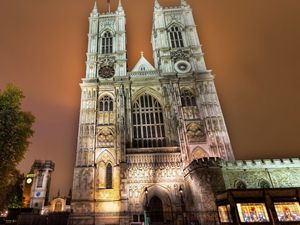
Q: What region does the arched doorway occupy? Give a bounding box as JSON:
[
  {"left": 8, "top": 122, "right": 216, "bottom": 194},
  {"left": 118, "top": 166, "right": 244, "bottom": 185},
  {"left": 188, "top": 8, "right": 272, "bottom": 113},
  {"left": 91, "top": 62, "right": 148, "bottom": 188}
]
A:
[{"left": 149, "top": 196, "right": 164, "bottom": 223}]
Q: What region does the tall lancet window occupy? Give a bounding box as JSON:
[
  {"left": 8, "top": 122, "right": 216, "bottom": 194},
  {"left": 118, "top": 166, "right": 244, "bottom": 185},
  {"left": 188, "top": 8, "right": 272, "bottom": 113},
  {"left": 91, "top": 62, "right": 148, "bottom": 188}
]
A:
[
  {"left": 99, "top": 95, "right": 113, "bottom": 112},
  {"left": 99, "top": 95, "right": 113, "bottom": 124},
  {"left": 168, "top": 26, "right": 184, "bottom": 48},
  {"left": 132, "top": 94, "right": 166, "bottom": 148},
  {"left": 181, "top": 89, "right": 196, "bottom": 107},
  {"left": 106, "top": 163, "right": 113, "bottom": 189},
  {"left": 101, "top": 31, "right": 113, "bottom": 54}
]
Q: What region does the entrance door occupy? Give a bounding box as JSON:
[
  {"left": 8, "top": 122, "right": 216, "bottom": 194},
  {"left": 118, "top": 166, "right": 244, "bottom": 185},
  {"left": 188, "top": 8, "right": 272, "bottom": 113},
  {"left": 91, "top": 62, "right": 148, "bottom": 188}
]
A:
[{"left": 149, "top": 196, "right": 164, "bottom": 223}]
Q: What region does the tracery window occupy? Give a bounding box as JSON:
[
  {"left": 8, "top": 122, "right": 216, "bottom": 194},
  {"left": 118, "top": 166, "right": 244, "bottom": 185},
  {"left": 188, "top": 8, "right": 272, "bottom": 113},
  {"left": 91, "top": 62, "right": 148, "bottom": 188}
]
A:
[
  {"left": 181, "top": 89, "right": 196, "bottom": 106},
  {"left": 132, "top": 94, "right": 166, "bottom": 148},
  {"left": 106, "top": 163, "right": 113, "bottom": 189},
  {"left": 99, "top": 95, "right": 113, "bottom": 112},
  {"left": 98, "top": 95, "right": 113, "bottom": 125},
  {"left": 168, "top": 26, "right": 184, "bottom": 48},
  {"left": 101, "top": 31, "right": 113, "bottom": 54}
]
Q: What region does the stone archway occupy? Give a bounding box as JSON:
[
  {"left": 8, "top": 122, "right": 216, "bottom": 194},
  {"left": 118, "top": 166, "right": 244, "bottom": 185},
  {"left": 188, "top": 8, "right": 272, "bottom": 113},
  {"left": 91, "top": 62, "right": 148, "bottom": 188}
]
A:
[
  {"left": 149, "top": 196, "right": 164, "bottom": 223},
  {"left": 140, "top": 185, "right": 174, "bottom": 225}
]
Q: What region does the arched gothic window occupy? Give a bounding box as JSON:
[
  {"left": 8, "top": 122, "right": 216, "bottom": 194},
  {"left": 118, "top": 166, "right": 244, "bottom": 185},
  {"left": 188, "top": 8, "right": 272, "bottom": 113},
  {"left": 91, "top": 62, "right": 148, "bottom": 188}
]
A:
[
  {"left": 168, "top": 26, "right": 184, "bottom": 48},
  {"left": 106, "top": 163, "right": 113, "bottom": 189},
  {"left": 132, "top": 94, "right": 166, "bottom": 148},
  {"left": 99, "top": 95, "right": 113, "bottom": 112},
  {"left": 101, "top": 31, "right": 113, "bottom": 54},
  {"left": 181, "top": 89, "right": 196, "bottom": 107},
  {"left": 235, "top": 180, "right": 247, "bottom": 189}
]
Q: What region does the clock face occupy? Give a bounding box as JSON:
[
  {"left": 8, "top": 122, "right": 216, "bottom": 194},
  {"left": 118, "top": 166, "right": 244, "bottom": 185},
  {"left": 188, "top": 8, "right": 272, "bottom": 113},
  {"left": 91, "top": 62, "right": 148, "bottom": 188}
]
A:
[
  {"left": 36, "top": 192, "right": 41, "bottom": 197},
  {"left": 174, "top": 60, "right": 191, "bottom": 74},
  {"left": 99, "top": 65, "right": 115, "bottom": 79},
  {"left": 26, "top": 178, "right": 33, "bottom": 184}
]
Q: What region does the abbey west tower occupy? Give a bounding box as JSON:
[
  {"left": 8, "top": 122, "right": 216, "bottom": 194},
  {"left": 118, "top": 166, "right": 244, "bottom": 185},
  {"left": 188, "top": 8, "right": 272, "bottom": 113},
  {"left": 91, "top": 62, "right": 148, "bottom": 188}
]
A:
[{"left": 71, "top": 0, "right": 234, "bottom": 224}]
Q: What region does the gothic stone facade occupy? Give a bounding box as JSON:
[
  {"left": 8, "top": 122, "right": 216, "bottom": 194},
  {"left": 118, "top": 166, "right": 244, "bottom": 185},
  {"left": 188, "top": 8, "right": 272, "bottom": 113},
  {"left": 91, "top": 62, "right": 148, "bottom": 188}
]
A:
[{"left": 72, "top": 1, "right": 239, "bottom": 225}]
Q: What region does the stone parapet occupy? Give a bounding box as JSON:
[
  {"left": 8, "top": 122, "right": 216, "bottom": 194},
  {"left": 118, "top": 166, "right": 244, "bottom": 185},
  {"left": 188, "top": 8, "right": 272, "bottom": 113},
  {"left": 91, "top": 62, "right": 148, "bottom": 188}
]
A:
[{"left": 224, "top": 158, "right": 300, "bottom": 169}]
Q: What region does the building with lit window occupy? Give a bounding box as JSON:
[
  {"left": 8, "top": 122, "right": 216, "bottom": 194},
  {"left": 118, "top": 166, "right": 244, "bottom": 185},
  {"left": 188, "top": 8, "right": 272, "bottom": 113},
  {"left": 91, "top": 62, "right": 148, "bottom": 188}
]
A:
[{"left": 71, "top": 1, "right": 300, "bottom": 225}]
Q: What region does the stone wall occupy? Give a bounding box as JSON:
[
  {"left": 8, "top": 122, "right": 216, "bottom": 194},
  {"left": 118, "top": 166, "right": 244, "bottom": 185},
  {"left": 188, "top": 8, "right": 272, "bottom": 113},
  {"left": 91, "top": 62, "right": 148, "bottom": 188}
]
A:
[
  {"left": 223, "top": 158, "right": 300, "bottom": 189},
  {"left": 184, "top": 157, "right": 300, "bottom": 225}
]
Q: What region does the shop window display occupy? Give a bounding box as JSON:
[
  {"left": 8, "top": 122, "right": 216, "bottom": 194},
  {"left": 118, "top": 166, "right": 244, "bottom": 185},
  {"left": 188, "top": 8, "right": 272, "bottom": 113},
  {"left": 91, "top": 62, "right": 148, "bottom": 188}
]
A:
[
  {"left": 274, "top": 202, "right": 300, "bottom": 222},
  {"left": 236, "top": 203, "right": 269, "bottom": 222},
  {"left": 218, "top": 205, "right": 233, "bottom": 223}
]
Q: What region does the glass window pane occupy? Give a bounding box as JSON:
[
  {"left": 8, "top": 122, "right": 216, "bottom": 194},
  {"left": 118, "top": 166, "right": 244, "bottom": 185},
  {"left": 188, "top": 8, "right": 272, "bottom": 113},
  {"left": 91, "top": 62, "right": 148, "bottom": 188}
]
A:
[
  {"left": 236, "top": 203, "right": 269, "bottom": 223},
  {"left": 274, "top": 202, "right": 300, "bottom": 222},
  {"left": 132, "top": 94, "right": 166, "bottom": 148},
  {"left": 106, "top": 163, "right": 113, "bottom": 189}
]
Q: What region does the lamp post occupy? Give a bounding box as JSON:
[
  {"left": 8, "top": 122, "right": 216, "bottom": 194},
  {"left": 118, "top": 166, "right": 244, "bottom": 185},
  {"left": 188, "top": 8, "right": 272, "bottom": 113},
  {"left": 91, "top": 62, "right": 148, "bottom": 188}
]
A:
[
  {"left": 144, "top": 187, "right": 150, "bottom": 225},
  {"left": 179, "top": 186, "right": 186, "bottom": 225}
]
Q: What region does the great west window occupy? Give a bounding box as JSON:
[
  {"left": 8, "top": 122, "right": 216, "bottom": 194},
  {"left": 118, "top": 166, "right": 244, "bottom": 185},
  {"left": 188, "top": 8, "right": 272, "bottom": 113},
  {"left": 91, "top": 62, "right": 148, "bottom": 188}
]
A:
[{"left": 132, "top": 94, "right": 166, "bottom": 148}]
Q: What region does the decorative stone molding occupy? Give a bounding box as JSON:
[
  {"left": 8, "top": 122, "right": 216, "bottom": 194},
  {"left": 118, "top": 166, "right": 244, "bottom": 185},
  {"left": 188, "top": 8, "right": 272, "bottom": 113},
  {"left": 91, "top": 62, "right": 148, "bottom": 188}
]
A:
[
  {"left": 170, "top": 49, "right": 191, "bottom": 62},
  {"left": 186, "top": 122, "right": 205, "bottom": 142}
]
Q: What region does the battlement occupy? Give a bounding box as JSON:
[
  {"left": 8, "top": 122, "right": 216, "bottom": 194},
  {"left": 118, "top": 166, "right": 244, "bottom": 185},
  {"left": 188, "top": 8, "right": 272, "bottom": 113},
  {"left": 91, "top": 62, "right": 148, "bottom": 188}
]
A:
[
  {"left": 33, "top": 160, "right": 55, "bottom": 171},
  {"left": 224, "top": 158, "right": 300, "bottom": 169},
  {"left": 185, "top": 157, "right": 300, "bottom": 174}
]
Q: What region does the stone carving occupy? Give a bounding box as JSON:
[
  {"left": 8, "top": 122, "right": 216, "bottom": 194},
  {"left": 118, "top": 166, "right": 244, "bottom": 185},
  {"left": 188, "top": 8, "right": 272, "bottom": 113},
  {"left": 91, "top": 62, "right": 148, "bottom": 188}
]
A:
[
  {"left": 191, "top": 147, "right": 208, "bottom": 160},
  {"left": 98, "top": 56, "right": 116, "bottom": 67},
  {"left": 126, "top": 153, "right": 183, "bottom": 183},
  {"left": 81, "top": 168, "right": 94, "bottom": 190},
  {"left": 170, "top": 49, "right": 191, "bottom": 62},
  {"left": 182, "top": 107, "right": 199, "bottom": 120},
  {"left": 98, "top": 56, "right": 116, "bottom": 78},
  {"left": 99, "top": 19, "right": 115, "bottom": 31},
  {"left": 97, "top": 127, "right": 114, "bottom": 147},
  {"left": 186, "top": 122, "right": 205, "bottom": 142},
  {"left": 165, "top": 13, "right": 183, "bottom": 25}
]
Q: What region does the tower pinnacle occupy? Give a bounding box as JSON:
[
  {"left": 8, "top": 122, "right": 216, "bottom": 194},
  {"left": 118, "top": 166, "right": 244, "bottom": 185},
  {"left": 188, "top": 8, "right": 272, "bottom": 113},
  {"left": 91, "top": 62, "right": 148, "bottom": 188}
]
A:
[
  {"left": 91, "top": 1, "right": 98, "bottom": 14},
  {"left": 181, "top": 0, "right": 188, "bottom": 6},
  {"left": 117, "top": 0, "right": 124, "bottom": 12},
  {"left": 154, "top": 0, "right": 161, "bottom": 10}
]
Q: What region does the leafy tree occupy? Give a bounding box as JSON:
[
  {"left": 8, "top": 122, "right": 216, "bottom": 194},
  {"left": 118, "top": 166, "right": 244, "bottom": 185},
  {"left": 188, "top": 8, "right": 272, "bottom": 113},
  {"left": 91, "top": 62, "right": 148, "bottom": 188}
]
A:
[
  {"left": 0, "top": 84, "right": 35, "bottom": 210},
  {"left": 6, "top": 170, "right": 24, "bottom": 209}
]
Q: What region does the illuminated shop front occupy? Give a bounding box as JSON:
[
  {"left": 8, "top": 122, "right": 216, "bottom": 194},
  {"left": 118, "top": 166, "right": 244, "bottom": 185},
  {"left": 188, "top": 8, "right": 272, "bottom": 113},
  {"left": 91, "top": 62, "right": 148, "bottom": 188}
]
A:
[{"left": 216, "top": 188, "right": 300, "bottom": 224}]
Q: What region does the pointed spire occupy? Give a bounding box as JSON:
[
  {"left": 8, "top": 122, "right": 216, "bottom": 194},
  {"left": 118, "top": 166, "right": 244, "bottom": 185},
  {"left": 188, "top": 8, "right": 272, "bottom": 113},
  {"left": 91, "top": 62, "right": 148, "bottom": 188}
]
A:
[
  {"left": 154, "top": 0, "right": 161, "bottom": 10},
  {"left": 91, "top": 1, "right": 98, "bottom": 14},
  {"left": 181, "top": 0, "right": 189, "bottom": 7},
  {"left": 117, "top": 0, "right": 124, "bottom": 12}
]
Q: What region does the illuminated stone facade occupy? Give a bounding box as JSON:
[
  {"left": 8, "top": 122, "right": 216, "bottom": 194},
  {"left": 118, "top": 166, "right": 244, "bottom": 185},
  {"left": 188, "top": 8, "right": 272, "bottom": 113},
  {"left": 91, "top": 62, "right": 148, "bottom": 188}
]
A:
[
  {"left": 71, "top": 1, "right": 234, "bottom": 225},
  {"left": 71, "top": 1, "right": 300, "bottom": 225}
]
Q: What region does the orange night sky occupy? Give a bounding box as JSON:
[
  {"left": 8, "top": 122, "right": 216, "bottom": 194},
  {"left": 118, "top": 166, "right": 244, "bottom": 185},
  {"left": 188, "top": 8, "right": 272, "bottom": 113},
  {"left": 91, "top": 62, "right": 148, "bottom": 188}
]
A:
[{"left": 0, "top": 0, "right": 300, "bottom": 197}]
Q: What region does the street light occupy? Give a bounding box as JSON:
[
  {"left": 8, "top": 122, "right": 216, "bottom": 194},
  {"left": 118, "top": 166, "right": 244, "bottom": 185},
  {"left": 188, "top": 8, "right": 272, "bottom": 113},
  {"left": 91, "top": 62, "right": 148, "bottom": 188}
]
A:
[
  {"left": 179, "top": 186, "right": 186, "bottom": 225},
  {"left": 179, "top": 186, "right": 183, "bottom": 194},
  {"left": 145, "top": 187, "right": 148, "bottom": 195},
  {"left": 144, "top": 187, "right": 150, "bottom": 225}
]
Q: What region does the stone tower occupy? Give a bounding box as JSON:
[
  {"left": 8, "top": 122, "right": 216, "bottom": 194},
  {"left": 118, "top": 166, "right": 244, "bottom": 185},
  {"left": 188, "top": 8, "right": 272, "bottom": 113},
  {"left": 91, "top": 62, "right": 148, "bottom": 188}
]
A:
[
  {"left": 71, "top": 1, "right": 234, "bottom": 224},
  {"left": 71, "top": 1, "right": 128, "bottom": 224},
  {"left": 30, "top": 160, "right": 55, "bottom": 211},
  {"left": 151, "top": 0, "right": 234, "bottom": 166}
]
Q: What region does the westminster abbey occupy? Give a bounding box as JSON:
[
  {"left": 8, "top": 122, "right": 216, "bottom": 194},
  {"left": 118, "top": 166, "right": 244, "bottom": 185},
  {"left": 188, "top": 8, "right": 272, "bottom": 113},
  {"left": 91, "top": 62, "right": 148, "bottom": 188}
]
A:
[{"left": 70, "top": 1, "right": 300, "bottom": 225}]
